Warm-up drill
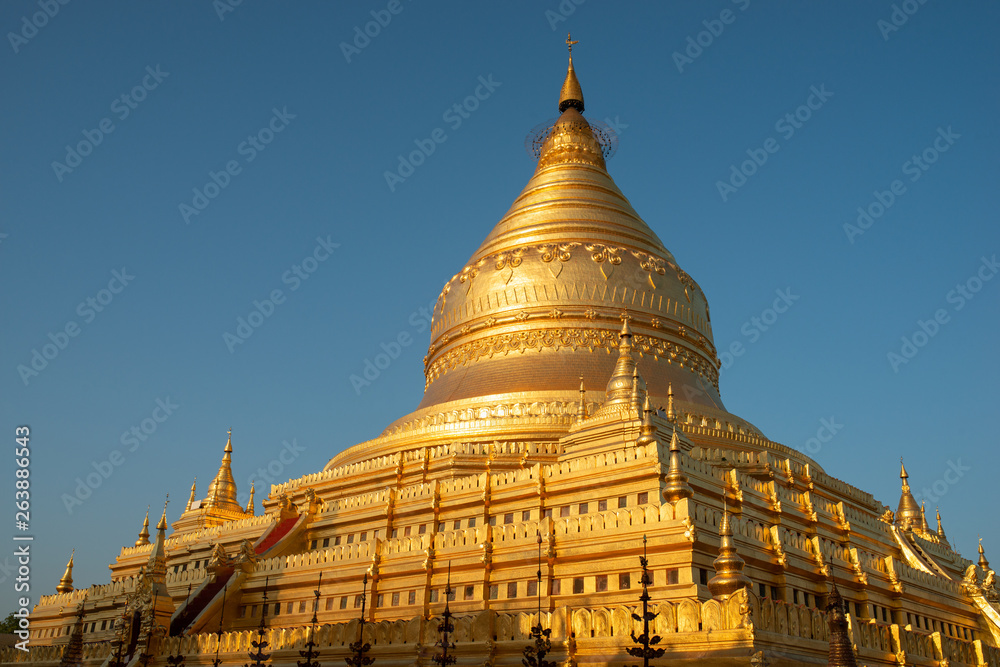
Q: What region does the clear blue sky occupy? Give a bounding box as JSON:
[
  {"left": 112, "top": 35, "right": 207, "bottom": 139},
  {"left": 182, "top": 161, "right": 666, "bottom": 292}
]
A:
[{"left": 2, "top": 1, "right": 998, "bottom": 613}]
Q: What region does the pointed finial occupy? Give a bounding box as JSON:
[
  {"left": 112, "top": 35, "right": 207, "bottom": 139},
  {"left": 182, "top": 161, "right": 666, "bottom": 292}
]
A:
[
  {"left": 826, "top": 581, "right": 858, "bottom": 667},
  {"left": 135, "top": 507, "right": 151, "bottom": 546},
  {"left": 980, "top": 537, "right": 990, "bottom": 571},
  {"left": 919, "top": 502, "right": 930, "bottom": 534},
  {"left": 225, "top": 429, "right": 233, "bottom": 455},
  {"left": 566, "top": 32, "right": 578, "bottom": 56},
  {"left": 57, "top": 549, "right": 75, "bottom": 593},
  {"left": 630, "top": 365, "right": 644, "bottom": 411},
  {"left": 246, "top": 482, "right": 256, "bottom": 515},
  {"left": 577, "top": 376, "right": 587, "bottom": 420},
  {"left": 667, "top": 382, "right": 676, "bottom": 421},
  {"left": 663, "top": 426, "right": 693, "bottom": 502},
  {"left": 935, "top": 507, "right": 948, "bottom": 542},
  {"left": 707, "top": 502, "right": 750, "bottom": 598},
  {"left": 185, "top": 477, "right": 196, "bottom": 511},
  {"left": 157, "top": 496, "right": 169, "bottom": 530},
  {"left": 559, "top": 33, "right": 584, "bottom": 113},
  {"left": 636, "top": 394, "right": 656, "bottom": 447},
  {"left": 895, "top": 459, "right": 921, "bottom": 530},
  {"left": 620, "top": 309, "right": 632, "bottom": 337}
]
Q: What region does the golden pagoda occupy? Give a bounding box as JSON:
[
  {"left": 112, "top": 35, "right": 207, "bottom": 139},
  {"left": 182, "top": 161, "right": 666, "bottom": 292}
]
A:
[{"left": 10, "top": 37, "right": 1000, "bottom": 667}]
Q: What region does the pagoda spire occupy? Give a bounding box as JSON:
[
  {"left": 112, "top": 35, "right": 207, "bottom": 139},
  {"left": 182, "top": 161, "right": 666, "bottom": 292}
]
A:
[
  {"left": 246, "top": 482, "right": 256, "bottom": 515},
  {"left": 707, "top": 503, "right": 750, "bottom": 597},
  {"left": 204, "top": 430, "right": 242, "bottom": 513},
  {"left": 630, "top": 365, "right": 646, "bottom": 413},
  {"left": 558, "top": 33, "right": 584, "bottom": 113},
  {"left": 635, "top": 394, "right": 656, "bottom": 447},
  {"left": 662, "top": 427, "right": 693, "bottom": 502},
  {"left": 185, "top": 478, "right": 196, "bottom": 512},
  {"left": 919, "top": 502, "right": 931, "bottom": 534},
  {"left": 601, "top": 314, "right": 638, "bottom": 410},
  {"left": 56, "top": 549, "right": 75, "bottom": 593},
  {"left": 980, "top": 538, "right": 990, "bottom": 572},
  {"left": 576, "top": 376, "right": 587, "bottom": 420},
  {"left": 147, "top": 497, "right": 169, "bottom": 582},
  {"left": 666, "top": 382, "right": 676, "bottom": 422},
  {"left": 135, "top": 507, "right": 150, "bottom": 546},
  {"left": 935, "top": 507, "right": 948, "bottom": 542},
  {"left": 895, "top": 459, "right": 921, "bottom": 530},
  {"left": 826, "top": 582, "right": 859, "bottom": 667}
]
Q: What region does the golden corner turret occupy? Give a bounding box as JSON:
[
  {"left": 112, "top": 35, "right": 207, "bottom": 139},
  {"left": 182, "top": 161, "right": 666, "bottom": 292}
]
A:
[
  {"left": 707, "top": 505, "right": 751, "bottom": 598},
  {"left": 895, "top": 459, "right": 922, "bottom": 530},
  {"left": 134, "top": 507, "right": 150, "bottom": 547},
  {"left": 172, "top": 431, "right": 254, "bottom": 535},
  {"left": 662, "top": 427, "right": 693, "bottom": 503},
  {"left": 55, "top": 550, "right": 74, "bottom": 594}
]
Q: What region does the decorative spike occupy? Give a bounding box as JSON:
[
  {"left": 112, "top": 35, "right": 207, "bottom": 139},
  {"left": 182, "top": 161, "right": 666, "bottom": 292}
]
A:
[
  {"left": 980, "top": 538, "right": 990, "bottom": 571},
  {"left": 895, "top": 458, "right": 921, "bottom": 530},
  {"left": 558, "top": 33, "right": 584, "bottom": 113},
  {"left": 662, "top": 426, "right": 693, "bottom": 502},
  {"left": 919, "top": 502, "right": 931, "bottom": 534},
  {"left": 246, "top": 482, "right": 256, "bottom": 515},
  {"left": 204, "top": 430, "right": 242, "bottom": 513},
  {"left": 666, "top": 382, "right": 676, "bottom": 422},
  {"left": 600, "top": 311, "right": 638, "bottom": 409},
  {"left": 707, "top": 502, "right": 751, "bottom": 598},
  {"left": 826, "top": 582, "right": 859, "bottom": 667},
  {"left": 56, "top": 549, "right": 75, "bottom": 593},
  {"left": 936, "top": 508, "right": 948, "bottom": 542},
  {"left": 576, "top": 376, "right": 587, "bottom": 420},
  {"left": 135, "top": 507, "right": 150, "bottom": 547},
  {"left": 148, "top": 497, "right": 169, "bottom": 581},
  {"left": 629, "top": 365, "right": 646, "bottom": 412},
  {"left": 185, "top": 477, "right": 196, "bottom": 512},
  {"left": 636, "top": 394, "right": 656, "bottom": 447}
]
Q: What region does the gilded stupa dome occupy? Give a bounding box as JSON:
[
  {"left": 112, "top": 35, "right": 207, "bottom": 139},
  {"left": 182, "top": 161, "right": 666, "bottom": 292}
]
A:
[{"left": 413, "top": 55, "right": 722, "bottom": 417}]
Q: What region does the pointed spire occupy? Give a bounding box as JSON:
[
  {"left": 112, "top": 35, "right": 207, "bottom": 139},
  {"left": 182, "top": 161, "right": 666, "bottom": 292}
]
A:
[
  {"left": 601, "top": 311, "right": 638, "bottom": 409},
  {"left": 204, "top": 430, "right": 242, "bottom": 514},
  {"left": 135, "top": 507, "right": 150, "bottom": 546},
  {"left": 185, "top": 477, "right": 196, "bottom": 512},
  {"left": 980, "top": 538, "right": 990, "bottom": 571},
  {"left": 576, "top": 376, "right": 587, "bottom": 420},
  {"left": 246, "top": 482, "right": 256, "bottom": 515},
  {"left": 935, "top": 507, "right": 947, "bottom": 540},
  {"left": 666, "top": 382, "right": 676, "bottom": 422},
  {"left": 558, "top": 33, "right": 584, "bottom": 113},
  {"left": 826, "top": 582, "right": 859, "bottom": 667},
  {"left": 895, "top": 458, "right": 921, "bottom": 530},
  {"left": 919, "top": 502, "right": 930, "bottom": 534},
  {"left": 636, "top": 394, "right": 656, "bottom": 446},
  {"left": 662, "top": 426, "right": 693, "bottom": 502},
  {"left": 629, "top": 365, "right": 646, "bottom": 412},
  {"left": 707, "top": 502, "right": 751, "bottom": 598},
  {"left": 148, "top": 497, "right": 169, "bottom": 581},
  {"left": 56, "top": 549, "right": 75, "bottom": 593}
]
